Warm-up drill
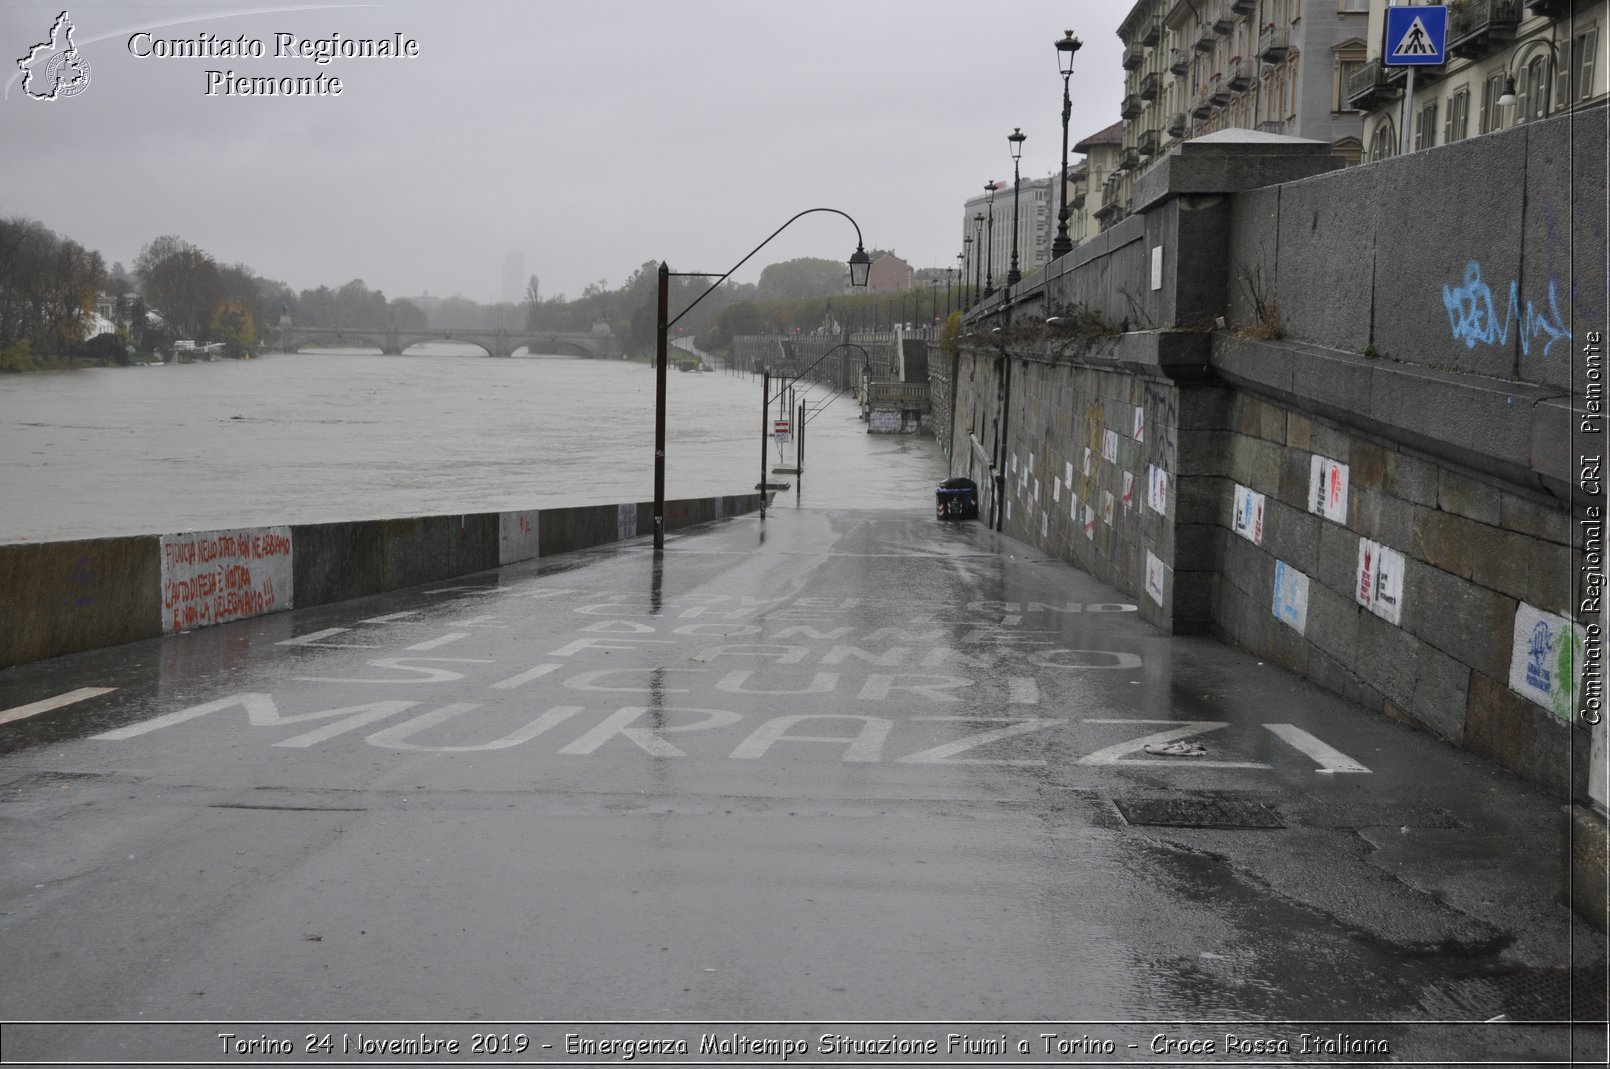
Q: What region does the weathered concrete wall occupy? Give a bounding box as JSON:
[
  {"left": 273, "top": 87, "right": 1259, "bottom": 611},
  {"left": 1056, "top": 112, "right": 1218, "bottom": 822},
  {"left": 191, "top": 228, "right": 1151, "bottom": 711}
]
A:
[
  {"left": 0, "top": 494, "right": 761, "bottom": 669},
  {"left": 950, "top": 110, "right": 1604, "bottom": 804}
]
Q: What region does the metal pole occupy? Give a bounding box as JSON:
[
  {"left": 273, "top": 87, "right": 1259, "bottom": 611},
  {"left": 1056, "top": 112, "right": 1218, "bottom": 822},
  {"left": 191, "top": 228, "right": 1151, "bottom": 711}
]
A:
[
  {"left": 1008, "top": 153, "right": 1023, "bottom": 286},
  {"left": 1053, "top": 68, "right": 1074, "bottom": 258},
  {"left": 984, "top": 186, "right": 996, "bottom": 298},
  {"left": 1400, "top": 66, "right": 1416, "bottom": 155},
  {"left": 653, "top": 262, "right": 668, "bottom": 550},
  {"left": 760, "top": 368, "right": 769, "bottom": 519}
]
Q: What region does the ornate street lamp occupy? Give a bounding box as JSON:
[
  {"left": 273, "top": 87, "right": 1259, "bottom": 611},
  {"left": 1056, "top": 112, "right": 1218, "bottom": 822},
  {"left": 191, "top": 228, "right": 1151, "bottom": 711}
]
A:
[
  {"left": 983, "top": 182, "right": 998, "bottom": 298},
  {"left": 1496, "top": 37, "right": 1562, "bottom": 118},
  {"left": 1007, "top": 127, "right": 1027, "bottom": 287},
  {"left": 962, "top": 235, "right": 974, "bottom": 310},
  {"left": 971, "top": 213, "right": 984, "bottom": 303},
  {"left": 1051, "top": 30, "right": 1083, "bottom": 260},
  {"left": 656, "top": 208, "right": 869, "bottom": 547}
]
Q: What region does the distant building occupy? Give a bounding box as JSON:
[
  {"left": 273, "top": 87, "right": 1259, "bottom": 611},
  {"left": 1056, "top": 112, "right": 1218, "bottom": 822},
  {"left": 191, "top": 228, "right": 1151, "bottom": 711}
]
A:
[
  {"left": 867, "top": 253, "right": 914, "bottom": 293},
  {"left": 1072, "top": 120, "right": 1126, "bottom": 237}
]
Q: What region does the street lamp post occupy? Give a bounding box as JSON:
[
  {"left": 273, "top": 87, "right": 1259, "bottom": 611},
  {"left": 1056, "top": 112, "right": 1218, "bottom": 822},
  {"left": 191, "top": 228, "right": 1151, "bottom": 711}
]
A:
[
  {"left": 972, "top": 213, "right": 984, "bottom": 304},
  {"left": 1051, "top": 30, "right": 1083, "bottom": 260},
  {"left": 1007, "top": 128, "right": 1027, "bottom": 287},
  {"left": 983, "top": 183, "right": 998, "bottom": 298},
  {"left": 656, "top": 208, "right": 870, "bottom": 549},
  {"left": 961, "top": 236, "right": 973, "bottom": 310}
]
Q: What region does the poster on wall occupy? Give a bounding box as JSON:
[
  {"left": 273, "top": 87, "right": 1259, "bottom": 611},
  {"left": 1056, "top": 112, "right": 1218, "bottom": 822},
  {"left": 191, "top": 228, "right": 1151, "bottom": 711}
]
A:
[
  {"left": 1231, "top": 484, "right": 1265, "bottom": 544},
  {"left": 1133, "top": 406, "right": 1145, "bottom": 443},
  {"left": 1509, "top": 602, "right": 1585, "bottom": 719},
  {"left": 1145, "top": 550, "right": 1166, "bottom": 606},
  {"left": 1083, "top": 505, "right": 1096, "bottom": 540},
  {"left": 160, "top": 526, "right": 294, "bottom": 635},
  {"left": 1121, "top": 471, "right": 1135, "bottom": 510},
  {"left": 1354, "top": 538, "right": 1405, "bottom": 624},
  {"left": 1309, "top": 455, "right": 1350, "bottom": 523},
  {"left": 1103, "top": 429, "right": 1120, "bottom": 465},
  {"left": 1083, "top": 447, "right": 1092, "bottom": 477},
  {"left": 1102, "top": 491, "right": 1116, "bottom": 526},
  {"left": 1065, "top": 461, "right": 1074, "bottom": 489},
  {"left": 1271, "top": 560, "right": 1310, "bottom": 634},
  {"left": 1147, "top": 465, "right": 1169, "bottom": 515}
]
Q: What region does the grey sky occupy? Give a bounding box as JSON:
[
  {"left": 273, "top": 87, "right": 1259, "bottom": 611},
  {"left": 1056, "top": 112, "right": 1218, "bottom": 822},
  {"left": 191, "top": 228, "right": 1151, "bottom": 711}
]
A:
[{"left": 3, "top": 1, "right": 1126, "bottom": 305}]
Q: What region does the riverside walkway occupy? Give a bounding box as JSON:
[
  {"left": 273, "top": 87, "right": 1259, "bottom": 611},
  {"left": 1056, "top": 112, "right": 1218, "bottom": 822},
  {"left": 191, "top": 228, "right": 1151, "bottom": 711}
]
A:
[{"left": 0, "top": 507, "right": 1603, "bottom": 1063}]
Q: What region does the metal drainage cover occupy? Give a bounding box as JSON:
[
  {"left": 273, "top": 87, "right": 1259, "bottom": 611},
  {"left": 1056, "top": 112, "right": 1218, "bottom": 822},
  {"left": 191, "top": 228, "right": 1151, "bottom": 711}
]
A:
[{"left": 1115, "top": 795, "right": 1284, "bottom": 830}]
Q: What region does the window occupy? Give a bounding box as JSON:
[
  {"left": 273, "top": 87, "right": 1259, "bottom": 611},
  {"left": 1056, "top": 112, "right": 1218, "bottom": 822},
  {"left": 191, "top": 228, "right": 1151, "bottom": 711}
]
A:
[
  {"left": 1339, "top": 0, "right": 1368, "bottom": 10},
  {"left": 1336, "top": 58, "right": 1362, "bottom": 110},
  {"left": 1563, "top": 26, "right": 1600, "bottom": 106},
  {"left": 1415, "top": 98, "right": 1439, "bottom": 149},
  {"left": 1479, "top": 71, "right": 1506, "bottom": 133},
  {"left": 1370, "top": 117, "right": 1397, "bottom": 161},
  {"left": 1517, "top": 55, "right": 1549, "bottom": 122},
  {"left": 1445, "top": 88, "right": 1470, "bottom": 142}
]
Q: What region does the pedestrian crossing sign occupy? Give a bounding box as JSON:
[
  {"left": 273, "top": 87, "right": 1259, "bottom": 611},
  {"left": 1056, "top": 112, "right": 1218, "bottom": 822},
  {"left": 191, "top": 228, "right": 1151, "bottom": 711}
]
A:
[{"left": 1383, "top": 5, "right": 1447, "bottom": 66}]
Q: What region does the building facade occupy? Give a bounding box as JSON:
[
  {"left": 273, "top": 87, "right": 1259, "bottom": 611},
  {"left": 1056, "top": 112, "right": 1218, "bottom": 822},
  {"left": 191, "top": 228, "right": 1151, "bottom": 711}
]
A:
[
  {"left": 1095, "top": 0, "right": 1369, "bottom": 227},
  {"left": 1349, "top": 0, "right": 1604, "bottom": 161},
  {"left": 959, "top": 173, "right": 1055, "bottom": 297}
]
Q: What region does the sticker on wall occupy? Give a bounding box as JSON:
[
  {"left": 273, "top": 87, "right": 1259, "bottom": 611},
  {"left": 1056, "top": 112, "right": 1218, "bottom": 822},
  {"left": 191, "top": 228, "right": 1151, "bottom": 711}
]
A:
[
  {"left": 1083, "top": 447, "right": 1092, "bottom": 477},
  {"left": 1147, "top": 465, "right": 1169, "bottom": 516},
  {"left": 499, "top": 509, "right": 540, "bottom": 565},
  {"left": 1150, "top": 244, "right": 1164, "bottom": 291},
  {"left": 1011, "top": 452, "right": 1018, "bottom": 474},
  {"left": 1103, "top": 428, "right": 1120, "bottom": 465},
  {"left": 1007, "top": 499, "right": 1013, "bottom": 522},
  {"left": 617, "top": 502, "right": 638, "bottom": 541},
  {"left": 1028, "top": 452, "right": 1035, "bottom": 474},
  {"left": 1309, "top": 455, "right": 1349, "bottom": 524},
  {"left": 1065, "top": 461, "right": 1074, "bottom": 489},
  {"left": 1145, "top": 550, "right": 1166, "bottom": 606},
  {"left": 1070, "top": 493, "right": 1079, "bottom": 521},
  {"left": 1121, "top": 471, "right": 1135, "bottom": 510},
  {"left": 1231, "top": 484, "right": 1265, "bottom": 544},
  {"left": 1041, "top": 512, "right": 1049, "bottom": 539},
  {"left": 1272, "top": 560, "right": 1310, "bottom": 634},
  {"left": 1134, "top": 406, "right": 1145, "bottom": 443},
  {"left": 1509, "top": 602, "right": 1584, "bottom": 719},
  {"left": 1053, "top": 480, "right": 1061, "bottom": 504},
  {"left": 1354, "top": 538, "right": 1405, "bottom": 625},
  {"left": 1102, "top": 491, "right": 1116, "bottom": 526},
  {"left": 1083, "top": 505, "right": 1096, "bottom": 540}
]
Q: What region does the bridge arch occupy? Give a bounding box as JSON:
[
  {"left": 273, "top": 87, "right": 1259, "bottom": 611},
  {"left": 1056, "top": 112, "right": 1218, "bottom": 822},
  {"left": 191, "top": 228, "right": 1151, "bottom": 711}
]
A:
[
  {"left": 286, "top": 333, "right": 387, "bottom": 353},
  {"left": 398, "top": 336, "right": 496, "bottom": 357}
]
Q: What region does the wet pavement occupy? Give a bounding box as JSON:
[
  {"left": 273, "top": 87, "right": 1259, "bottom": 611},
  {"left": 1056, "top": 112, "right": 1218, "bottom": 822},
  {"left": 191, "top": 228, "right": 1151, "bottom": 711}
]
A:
[{"left": 0, "top": 509, "right": 1604, "bottom": 1066}]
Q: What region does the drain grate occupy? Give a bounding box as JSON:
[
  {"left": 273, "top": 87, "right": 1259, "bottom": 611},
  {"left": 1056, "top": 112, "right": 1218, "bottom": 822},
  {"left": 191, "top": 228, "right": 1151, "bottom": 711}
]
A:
[{"left": 1114, "top": 795, "right": 1284, "bottom": 829}]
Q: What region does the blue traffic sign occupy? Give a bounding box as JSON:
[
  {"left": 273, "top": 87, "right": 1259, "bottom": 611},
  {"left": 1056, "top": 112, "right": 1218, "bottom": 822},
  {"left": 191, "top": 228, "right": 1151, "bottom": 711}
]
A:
[{"left": 1383, "top": 5, "right": 1447, "bottom": 66}]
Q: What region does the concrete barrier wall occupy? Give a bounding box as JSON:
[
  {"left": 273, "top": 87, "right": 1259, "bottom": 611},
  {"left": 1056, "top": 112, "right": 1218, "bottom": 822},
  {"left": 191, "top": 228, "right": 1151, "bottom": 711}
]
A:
[
  {"left": 949, "top": 109, "right": 1603, "bottom": 801},
  {"left": 0, "top": 493, "right": 761, "bottom": 669}
]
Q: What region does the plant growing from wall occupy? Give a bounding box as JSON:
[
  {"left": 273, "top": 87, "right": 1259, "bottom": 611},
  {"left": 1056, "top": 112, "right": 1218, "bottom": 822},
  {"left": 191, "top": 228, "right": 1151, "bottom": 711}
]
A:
[{"left": 1238, "top": 265, "right": 1282, "bottom": 340}]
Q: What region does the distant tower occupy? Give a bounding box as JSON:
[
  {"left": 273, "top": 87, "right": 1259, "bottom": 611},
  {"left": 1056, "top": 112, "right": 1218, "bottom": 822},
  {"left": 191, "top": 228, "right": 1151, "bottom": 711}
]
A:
[{"left": 500, "top": 251, "right": 525, "bottom": 305}]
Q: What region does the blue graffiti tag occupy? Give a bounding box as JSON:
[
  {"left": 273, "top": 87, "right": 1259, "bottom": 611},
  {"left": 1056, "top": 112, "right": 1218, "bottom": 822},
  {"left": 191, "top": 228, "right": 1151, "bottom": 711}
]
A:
[{"left": 1442, "top": 260, "right": 1569, "bottom": 358}]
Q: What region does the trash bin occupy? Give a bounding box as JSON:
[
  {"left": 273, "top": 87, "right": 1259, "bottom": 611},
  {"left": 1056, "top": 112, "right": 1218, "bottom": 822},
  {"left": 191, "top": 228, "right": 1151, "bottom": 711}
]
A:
[{"left": 936, "top": 477, "right": 978, "bottom": 521}]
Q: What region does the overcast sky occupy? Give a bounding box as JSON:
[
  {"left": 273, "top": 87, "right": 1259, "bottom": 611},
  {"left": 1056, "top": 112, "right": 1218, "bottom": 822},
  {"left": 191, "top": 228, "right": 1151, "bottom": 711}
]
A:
[{"left": 3, "top": 1, "right": 1127, "bottom": 305}]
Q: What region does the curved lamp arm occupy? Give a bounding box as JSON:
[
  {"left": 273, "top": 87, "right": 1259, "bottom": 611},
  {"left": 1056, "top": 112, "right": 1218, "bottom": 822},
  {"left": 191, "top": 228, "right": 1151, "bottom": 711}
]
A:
[
  {"left": 1496, "top": 37, "right": 1562, "bottom": 107},
  {"left": 769, "top": 341, "right": 870, "bottom": 406},
  {"left": 665, "top": 208, "right": 868, "bottom": 331}
]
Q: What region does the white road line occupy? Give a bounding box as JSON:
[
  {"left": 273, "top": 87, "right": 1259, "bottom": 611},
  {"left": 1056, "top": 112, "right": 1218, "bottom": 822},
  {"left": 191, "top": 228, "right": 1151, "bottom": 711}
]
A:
[
  {"left": 359, "top": 611, "right": 422, "bottom": 624},
  {"left": 276, "top": 628, "right": 381, "bottom": 649},
  {"left": 1264, "top": 723, "right": 1373, "bottom": 773},
  {"left": 490, "top": 663, "right": 562, "bottom": 690},
  {"left": 406, "top": 633, "right": 468, "bottom": 651},
  {"left": 0, "top": 687, "right": 117, "bottom": 726}
]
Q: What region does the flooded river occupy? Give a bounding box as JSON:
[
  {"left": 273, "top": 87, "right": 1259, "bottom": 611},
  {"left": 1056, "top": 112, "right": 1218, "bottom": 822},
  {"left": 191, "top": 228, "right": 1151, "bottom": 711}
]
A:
[{"left": 1, "top": 346, "right": 948, "bottom": 543}]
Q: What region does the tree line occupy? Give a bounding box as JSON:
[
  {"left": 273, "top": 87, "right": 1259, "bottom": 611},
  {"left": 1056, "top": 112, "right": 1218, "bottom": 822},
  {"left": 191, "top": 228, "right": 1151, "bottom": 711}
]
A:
[{"left": 0, "top": 213, "right": 953, "bottom": 371}]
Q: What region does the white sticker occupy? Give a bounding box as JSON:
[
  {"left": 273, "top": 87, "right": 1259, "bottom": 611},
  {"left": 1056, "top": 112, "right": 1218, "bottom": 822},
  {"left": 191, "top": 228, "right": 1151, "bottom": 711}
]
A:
[
  {"left": 1272, "top": 561, "right": 1310, "bottom": 634},
  {"left": 1147, "top": 465, "right": 1169, "bottom": 516},
  {"left": 1509, "top": 602, "right": 1584, "bottom": 719},
  {"left": 1354, "top": 538, "right": 1405, "bottom": 624},
  {"left": 1231, "top": 484, "right": 1264, "bottom": 544},
  {"left": 1309, "top": 455, "right": 1349, "bottom": 524},
  {"left": 1103, "top": 429, "right": 1120, "bottom": 465},
  {"left": 1134, "top": 406, "right": 1146, "bottom": 443},
  {"left": 1145, "top": 551, "right": 1166, "bottom": 605}
]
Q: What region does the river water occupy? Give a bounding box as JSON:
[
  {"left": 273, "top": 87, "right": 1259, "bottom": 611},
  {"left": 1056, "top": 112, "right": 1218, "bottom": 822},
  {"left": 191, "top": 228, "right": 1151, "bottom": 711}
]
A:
[{"left": 1, "top": 346, "right": 949, "bottom": 543}]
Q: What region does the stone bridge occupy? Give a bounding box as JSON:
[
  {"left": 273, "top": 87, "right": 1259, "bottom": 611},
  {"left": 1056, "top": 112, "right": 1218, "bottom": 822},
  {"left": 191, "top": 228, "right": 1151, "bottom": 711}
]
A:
[{"left": 276, "top": 326, "right": 623, "bottom": 359}]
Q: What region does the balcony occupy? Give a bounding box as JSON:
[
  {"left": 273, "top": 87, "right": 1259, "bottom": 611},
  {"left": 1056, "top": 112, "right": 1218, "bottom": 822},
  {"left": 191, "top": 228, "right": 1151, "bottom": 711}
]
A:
[
  {"left": 1169, "top": 48, "right": 1190, "bottom": 75},
  {"left": 1230, "top": 0, "right": 1256, "bottom": 12},
  {"left": 1122, "top": 42, "right": 1146, "bottom": 70},
  {"left": 1120, "top": 93, "right": 1143, "bottom": 120},
  {"left": 1071, "top": 189, "right": 1086, "bottom": 209},
  {"left": 1140, "top": 22, "right": 1162, "bottom": 47},
  {"left": 1257, "top": 118, "right": 1286, "bottom": 135},
  {"left": 1094, "top": 201, "right": 1120, "bottom": 224},
  {"left": 1346, "top": 58, "right": 1397, "bottom": 110},
  {"left": 1117, "top": 146, "right": 1141, "bottom": 170},
  {"left": 1138, "top": 129, "right": 1161, "bottom": 157},
  {"left": 1226, "top": 57, "right": 1251, "bottom": 91},
  {"left": 1527, "top": 0, "right": 1570, "bottom": 13},
  {"left": 1191, "top": 87, "right": 1214, "bottom": 118},
  {"left": 1195, "top": 24, "right": 1216, "bottom": 52},
  {"left": 1166, "top": 111, "right": 1188, "bottom": 137},
  {"left": 1209, "top": 76, "right": 1233, "bottom": 105},
  {"left": 1257, "top": 25, "right": 1290, "bottom": 63},
  {"left": 1213, "top": 8, "right": 1236, "bottom": 34},
  {"left": 1448, "top": 0, "right": 1521, "bottom": 59},
  {"left": 1139, "top": 71, "right": 1162, "bottom": 100}
]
